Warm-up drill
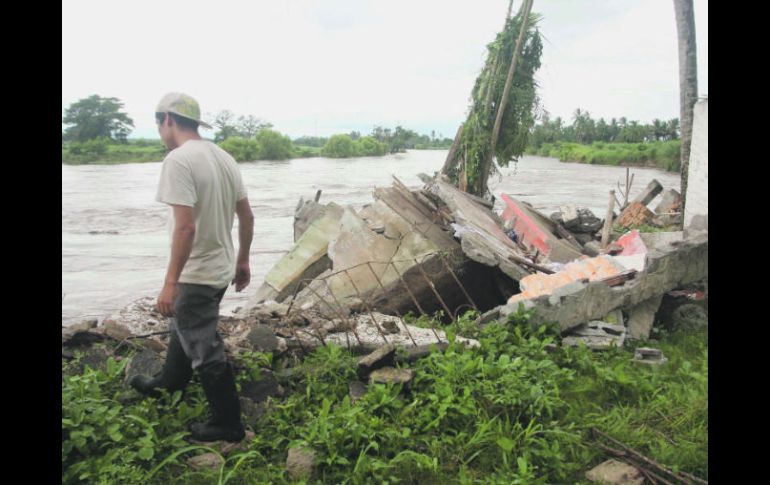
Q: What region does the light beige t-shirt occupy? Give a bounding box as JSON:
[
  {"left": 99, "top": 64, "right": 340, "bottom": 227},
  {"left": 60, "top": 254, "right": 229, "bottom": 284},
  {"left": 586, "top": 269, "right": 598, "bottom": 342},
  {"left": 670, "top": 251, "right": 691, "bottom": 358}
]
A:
[{"left": 156, "top": 139, "right": 247, "bottom": 288}]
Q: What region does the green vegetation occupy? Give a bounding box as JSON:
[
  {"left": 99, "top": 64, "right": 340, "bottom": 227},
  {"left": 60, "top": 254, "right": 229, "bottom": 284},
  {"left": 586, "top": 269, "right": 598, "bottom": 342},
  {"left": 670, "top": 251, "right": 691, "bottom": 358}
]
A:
[
  {"left": 62, "top": 95, "right": 135, "bottom": 143},
  {"left": 443, "top": 8, "right": 544, "bottom": 195},
  {"left": 320, "top": 134, "right": 387, "bottom": 158},
  {"left": 526, "top": 109, "right": 682, "bottom": 171},
  {"left": 62, "top": 138, "right": 166, "bottom": 165},
  {"left": 530, "top": 110, "right": 680, "bottom": 147},
  {"left": 530, "top": 140, "right": 681, "bottom": 172},
  {"left": 204, "top": 129, "right": 295, "bottom": 162},
  {"left": 63, "top": 308, "right": 707, "bottom": 483}
]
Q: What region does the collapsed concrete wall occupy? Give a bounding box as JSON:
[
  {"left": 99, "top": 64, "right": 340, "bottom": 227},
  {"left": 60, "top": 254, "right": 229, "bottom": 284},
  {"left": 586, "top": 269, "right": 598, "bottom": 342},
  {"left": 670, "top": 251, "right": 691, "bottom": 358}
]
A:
[{"left": 491, "top": 233, "right": 707, "bottom": 332}]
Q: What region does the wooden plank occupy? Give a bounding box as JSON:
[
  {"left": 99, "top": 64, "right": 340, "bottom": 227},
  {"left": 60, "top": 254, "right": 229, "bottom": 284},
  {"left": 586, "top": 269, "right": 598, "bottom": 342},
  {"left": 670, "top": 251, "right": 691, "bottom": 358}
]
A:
[{"left": 601, "top": 190, "right": 616, "bottom": 248}]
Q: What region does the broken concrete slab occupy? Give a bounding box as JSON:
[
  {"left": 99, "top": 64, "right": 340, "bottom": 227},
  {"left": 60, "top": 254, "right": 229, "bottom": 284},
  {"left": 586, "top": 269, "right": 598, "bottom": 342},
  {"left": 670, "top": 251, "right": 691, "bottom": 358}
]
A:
[
  {"left": 294, "top": 198, "right": 336, "bottom": 242},
  {"left": 562, "top": 322, "right": 626, "bottom": 350},
  {"left": 381, "top": 319, "right": 400, "bottom": 334},
  {"left": 289, "top": 195, "right": 460, "bottom": 317},
  {"left": 369, "top": 366, "right": 414, "bottom": 388},
  {"left": 357, "top": 344, "right": 396, "bottom": 380},
  {"left": 602, "top": 309, "right": 624, "bottom": 327},
  {"left": 398, "top": 342, "right": 450, "bottom": 363},
  {"left": 626, "top": 295, "right": 663, "bottom": 340},
  {"left": 426, "top": 180, "right": 541, "bottom": 276},
  {"left": 249, "top": 203, "right": 344, "bottom": 306},
  {"left": 632, "top": 347, "right": 668, "bottom": 365},
  {"left": 124, "top": 349, "right": 163, "bottom": 385},
  {"left": 500, "top": 233, "right": 707, "bottom": 333},
  {"left": 631, "top": 179, "right": 664, "bottom": 207},
  {"left": 654, "top": 188, "right": 682, "bottom": 215},
  {"left": 282, "top": 311, "right": 479, "bottom": 355},
  {"left": 585, "top": 459, "right": 644, "bottom": 485},
  {"left": 247, "top": 324, "right": 280, "bottom": 353},
  {"left": 556, "top": 204, "right": 580, "bottom": 228},
  {"left": 286, "top": 447, "right": 316, "bottom": 480},
  {"left": 101, "top": 297, "right": 169, "bottom": 337},
  {"left": 102, "top": 319, "right": 132, "bottom": 341}
]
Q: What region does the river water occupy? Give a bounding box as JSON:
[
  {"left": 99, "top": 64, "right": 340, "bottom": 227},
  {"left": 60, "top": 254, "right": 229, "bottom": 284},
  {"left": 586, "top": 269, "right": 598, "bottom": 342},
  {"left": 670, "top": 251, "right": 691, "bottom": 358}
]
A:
[{"left": 62, "top": 150, "right": 680, "bottom": 326}]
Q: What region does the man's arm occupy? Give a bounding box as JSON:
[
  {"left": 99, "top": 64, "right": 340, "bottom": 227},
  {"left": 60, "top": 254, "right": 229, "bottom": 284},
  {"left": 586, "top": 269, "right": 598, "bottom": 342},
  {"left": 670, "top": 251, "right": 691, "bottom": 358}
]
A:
[
  {"left": 233, "top": 198, "right": 253, "bottom": 292},
  {"left": 157, "top": 204, "right": 196, "bottom": 316}
]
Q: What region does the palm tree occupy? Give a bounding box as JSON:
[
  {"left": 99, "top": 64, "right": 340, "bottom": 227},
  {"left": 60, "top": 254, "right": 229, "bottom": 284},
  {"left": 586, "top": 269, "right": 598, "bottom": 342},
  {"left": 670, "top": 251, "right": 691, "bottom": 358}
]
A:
[{"left": 673, "top": 0, "right": 698, "bottom": 222}]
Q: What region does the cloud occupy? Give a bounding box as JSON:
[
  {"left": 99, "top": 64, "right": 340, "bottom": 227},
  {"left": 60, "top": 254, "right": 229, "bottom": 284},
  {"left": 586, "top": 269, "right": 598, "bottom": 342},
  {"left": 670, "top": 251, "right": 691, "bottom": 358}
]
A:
[{"left": 62, "top": 0, "right": 707, "bottom": 139}]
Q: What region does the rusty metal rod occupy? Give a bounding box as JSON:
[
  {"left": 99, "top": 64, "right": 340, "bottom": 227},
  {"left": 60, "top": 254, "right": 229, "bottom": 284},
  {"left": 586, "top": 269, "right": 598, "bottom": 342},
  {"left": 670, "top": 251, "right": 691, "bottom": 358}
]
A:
[
  {"left": 389, "top": 262, "right": 429, "bottom": 317},
  {"left": 389, "top": 262, "right": 443, "bottom": 343},
  {"left": 365, "top": 262, "right": 419, "bottom": 347},
  {"left": 413, "top": 258, "right": 455, "bottom": 322},
  {"left": 506, "top": 254, "right": 555, "bottom": 274},
  {"left": 280, "top": 279, "right": 310, "bottom": 354},
  {"left": 319, "top": 278, "right": 363, "bottom": 348},
  {"left": 342, "top": 269, "right": 390, "bottom": 345},
  {"left": 438, "top": 252, "right": 479, "bottom": 312}
]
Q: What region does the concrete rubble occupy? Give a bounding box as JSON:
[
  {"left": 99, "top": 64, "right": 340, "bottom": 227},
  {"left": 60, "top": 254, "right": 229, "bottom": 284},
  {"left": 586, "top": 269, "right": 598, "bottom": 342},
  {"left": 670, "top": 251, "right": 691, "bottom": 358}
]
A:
[
  {"left": 562, "top": 322, "right": 626, "bottom": 350},
  {"left": 66, "top": 161, "right": 705, "bottom": 387},
  {"left": 585, "top": 459, "right": 645, "bottom": 485},
  {"left": 632, "top": 347, "right": 668, "bottom": 365},
  {"left": 286, "top": 446, "right": 316, "bottom": 480}
]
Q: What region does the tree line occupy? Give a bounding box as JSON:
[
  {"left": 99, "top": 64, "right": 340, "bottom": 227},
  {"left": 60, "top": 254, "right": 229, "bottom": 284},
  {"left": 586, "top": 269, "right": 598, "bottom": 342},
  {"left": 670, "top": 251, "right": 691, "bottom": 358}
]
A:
[
  {"left": 530, "top": 109, "right": 680, "bottom": 148},
  {"left": 61, "top": 95, "right": 452, "bottom": 162}
]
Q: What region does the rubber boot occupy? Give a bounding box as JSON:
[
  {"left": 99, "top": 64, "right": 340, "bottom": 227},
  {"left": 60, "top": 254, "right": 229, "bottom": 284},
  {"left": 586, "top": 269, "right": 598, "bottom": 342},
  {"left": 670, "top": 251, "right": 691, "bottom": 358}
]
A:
[
  {"left": 189, "top": 361, "right": 245, "bottom": 442},
  {"left": 129, "top": 331, "right": 193, "bottom": 398}
]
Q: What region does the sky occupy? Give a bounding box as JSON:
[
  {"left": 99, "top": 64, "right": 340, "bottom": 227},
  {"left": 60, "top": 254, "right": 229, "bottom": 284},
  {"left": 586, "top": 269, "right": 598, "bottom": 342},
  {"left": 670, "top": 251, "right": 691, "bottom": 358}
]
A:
[{"left": 62, "top": 0, "right": 708, "bottom": 140}]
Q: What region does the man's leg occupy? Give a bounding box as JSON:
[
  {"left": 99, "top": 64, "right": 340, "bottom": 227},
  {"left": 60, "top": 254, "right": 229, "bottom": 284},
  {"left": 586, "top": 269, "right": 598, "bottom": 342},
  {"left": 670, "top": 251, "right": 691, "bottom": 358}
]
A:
[
  {"left": 173, "top": 283, "right": 245, "bottom": 442},
  {"left": 129, "top": 328, "right": 193, "bottom": 397},
  {"left": 128, "top": 318, "right": 193, "bottom": 397}
]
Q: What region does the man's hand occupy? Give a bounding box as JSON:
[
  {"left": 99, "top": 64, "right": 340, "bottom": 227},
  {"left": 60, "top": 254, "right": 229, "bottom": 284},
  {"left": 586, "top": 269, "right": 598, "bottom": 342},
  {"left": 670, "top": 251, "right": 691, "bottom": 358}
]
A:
[
  {"left": 233, "top": 261, "right": 251, "bottom": 292},
  {"left": 157, "top": 282, "right": 179, "bottom": 317}
]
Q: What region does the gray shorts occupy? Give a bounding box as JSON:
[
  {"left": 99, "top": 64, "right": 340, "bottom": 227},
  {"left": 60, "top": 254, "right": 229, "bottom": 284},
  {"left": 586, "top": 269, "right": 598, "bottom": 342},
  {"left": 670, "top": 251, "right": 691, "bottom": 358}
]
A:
[{"left": 170, "top": 283, "right": 228, "bottom": 370}]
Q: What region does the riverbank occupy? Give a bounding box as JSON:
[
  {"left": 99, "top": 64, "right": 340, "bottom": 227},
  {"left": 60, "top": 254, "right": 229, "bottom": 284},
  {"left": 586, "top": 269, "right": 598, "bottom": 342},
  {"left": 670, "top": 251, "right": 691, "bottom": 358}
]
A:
[
  {"left": 62, "top": 139, "right": 452, "bottom": 165},
  {"left": 527, "top": 141, "right": 681, "bottom": 172},
  {"left": 63, "top": 153, "right": 681, "bottom": 326},
  {"left": 62, "top": 140, "right": 167, "bottom": 165},
  {"left": 62, "top": 309, "right": 707, "bottom": 483}
]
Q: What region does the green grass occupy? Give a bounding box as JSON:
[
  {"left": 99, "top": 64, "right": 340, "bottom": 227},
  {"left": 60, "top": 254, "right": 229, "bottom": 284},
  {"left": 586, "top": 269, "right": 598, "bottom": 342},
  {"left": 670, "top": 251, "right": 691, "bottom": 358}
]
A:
[
  {"left": 62, "top": 139, "right": 167, "bottom": 165},
  {"left": 527, "top": 141, "right": 681, "bottom": 172},
  {"left": 62, "top": 308, "right": 707, "bottom": 483},
  {"left": 293, "top": 145, "right": 323, "bottom": 158}
]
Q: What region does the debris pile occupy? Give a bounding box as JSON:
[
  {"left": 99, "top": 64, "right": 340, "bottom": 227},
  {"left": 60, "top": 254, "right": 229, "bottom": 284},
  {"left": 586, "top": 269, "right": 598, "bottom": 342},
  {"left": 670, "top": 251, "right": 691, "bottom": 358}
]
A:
[{"left": 65, "top": 168, "right": 705, "bottom": 372}]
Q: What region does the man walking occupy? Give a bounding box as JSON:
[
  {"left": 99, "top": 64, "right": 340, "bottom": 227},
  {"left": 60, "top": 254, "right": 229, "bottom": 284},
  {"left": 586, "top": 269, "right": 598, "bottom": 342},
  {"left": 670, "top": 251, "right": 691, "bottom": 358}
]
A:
[{"left": 129, "top": 92, "right": 254, "bottom": 443}]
